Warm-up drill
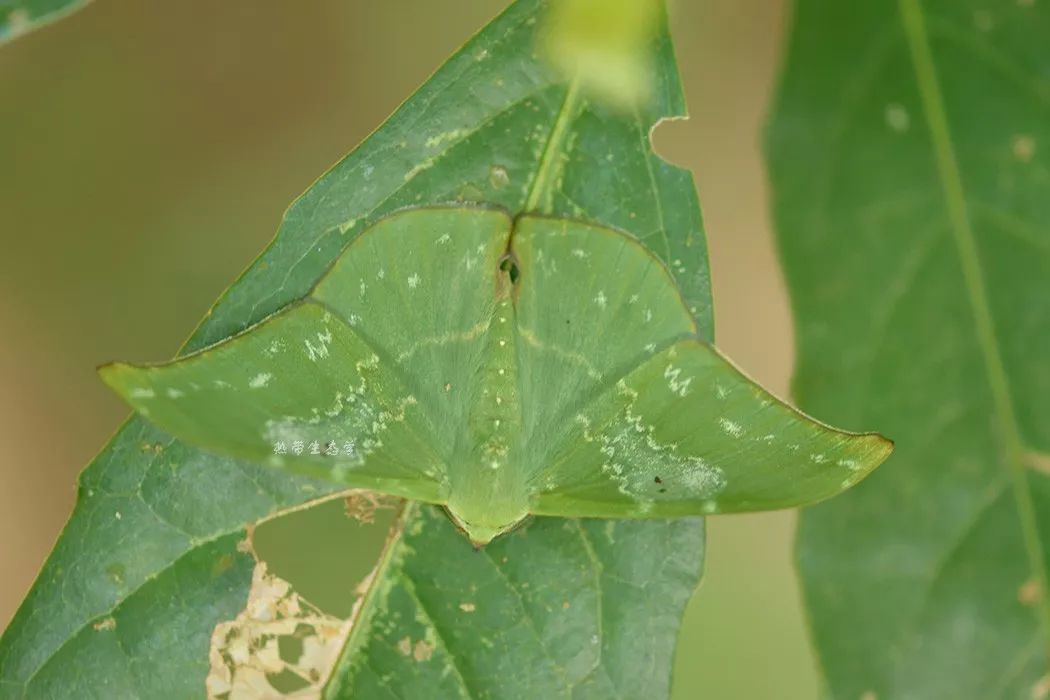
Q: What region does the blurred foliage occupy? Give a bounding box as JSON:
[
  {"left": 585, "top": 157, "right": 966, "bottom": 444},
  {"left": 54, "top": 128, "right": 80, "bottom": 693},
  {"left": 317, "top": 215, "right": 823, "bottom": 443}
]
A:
[
  {"left": 539, "top": 0, "right": 662, "bottom": 108},
  {"left": 0, "top": 0, "right": 89, "bottom": 46},
  {"left": 771, "top": 0, "right": 1050, "bottom": 696}
]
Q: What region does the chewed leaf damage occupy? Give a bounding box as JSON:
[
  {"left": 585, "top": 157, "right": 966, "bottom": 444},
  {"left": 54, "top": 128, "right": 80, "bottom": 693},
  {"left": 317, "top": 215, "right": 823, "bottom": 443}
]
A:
[{"left": 206, "top": 562, "right": 349, "bottom": 699}]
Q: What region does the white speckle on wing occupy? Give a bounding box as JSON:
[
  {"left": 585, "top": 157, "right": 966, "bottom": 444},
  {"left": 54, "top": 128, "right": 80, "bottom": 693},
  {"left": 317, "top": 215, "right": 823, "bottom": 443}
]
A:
[
  {"left": 130, "top": 388, "right": 155, "bottom": 399},
  {"left": 166, "top": 388, "right": 184, "bottom": 399},
  {"left": 838, "top": 458, "right": 862, "bottom": 472},
  {"left": 594, "top": 291, "right": 607, "bottom": 309},
  {"left": 680, "top": 459, "right": 725, "bottom": 495},
  {"left": 719, "top": 418, "right": 743, "bottom": 438},
  {"left": 304, "top": 329, "right": 333, "bottom": 362},
  {"left": 265, "top": 339, "right": 286, "bottom": 357},
  {"left": 407, "top": 273, "right": 421, "bottom": 289},
  {"left": 437, "top": 233, "right": 451, "bottom": 245},
  {"left": 249, "top": 373, "right": 273, "bottom": 389},
  {"left": 664, "top": 364, "right": 692, "bottom": 397},
  {"left": 571, "top": 248, "right": 587, "bottom": 259},
  {"left": 585, "top": 391, "right": 727, "bottom": 502}
]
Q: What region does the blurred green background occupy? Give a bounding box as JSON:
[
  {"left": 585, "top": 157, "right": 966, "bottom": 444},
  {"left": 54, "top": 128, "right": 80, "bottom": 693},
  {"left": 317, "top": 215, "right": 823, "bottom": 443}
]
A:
[{"left": 0, "top": 1, "right": 815, "bottom": 697}]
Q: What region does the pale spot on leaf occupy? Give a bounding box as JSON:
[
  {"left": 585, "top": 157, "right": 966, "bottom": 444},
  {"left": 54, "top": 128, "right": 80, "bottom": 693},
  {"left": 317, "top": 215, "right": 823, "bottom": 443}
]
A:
[
  {"left": 884, "top": 103, "right": 910, "bottom": 132},
  {"left": 413, "top": 639, "right": 434, "bottom": 662},
  {"left": 1019, "top": 578, "right": 1042, "bottom": 606},
  {"left": 489, "top": 165, "right": 510, "bottom": 188},
  {"left": 1013, "top": 134, "right": 1036, "bottom": 162},
  {"left": 93, "top": 617, "right": 116, "bottom": 632},
  {"left": 6, "top": 9, "right": 29, "bottom": 36},
  {"left": 1032, "top": 675, "right": 1050, "bottom": 700},
  {"left": 973, "top": 9, "right": 994, "bottom": 31}
]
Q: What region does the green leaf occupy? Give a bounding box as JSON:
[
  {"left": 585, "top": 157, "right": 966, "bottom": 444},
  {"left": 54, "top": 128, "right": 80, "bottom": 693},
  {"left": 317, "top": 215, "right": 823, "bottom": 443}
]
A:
[
  {"left": 0, "top": 0, "right": 89, "bottom": 46},
  {"left": 2, "top": 0, "right": 713, "bottom": 696},
  {"left": 768, "top": 0, "right": 1050, "bottom": 697},
  {"left": 103, "top": 207, "right": 889, "bottom": 544},
  {"left": 322, "top": 503, "right": 704, "bottom": 699}
]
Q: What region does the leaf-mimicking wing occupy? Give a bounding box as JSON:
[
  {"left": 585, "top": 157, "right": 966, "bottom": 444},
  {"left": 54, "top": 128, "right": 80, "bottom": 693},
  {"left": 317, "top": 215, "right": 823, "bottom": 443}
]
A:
[{"left": 101, "top": 206, "right": 892, "bottom": 544}]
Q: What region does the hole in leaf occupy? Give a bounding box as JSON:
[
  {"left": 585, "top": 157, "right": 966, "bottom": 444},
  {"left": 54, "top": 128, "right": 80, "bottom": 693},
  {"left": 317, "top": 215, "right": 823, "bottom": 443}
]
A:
[
  {"left": 278, "top": 629, "right": 306, "bottom": 664},
  {"left": 266, "top": 668, "right": 312, "bottom": 694},
  {"left": 647, "top": 115, "right": 693, "bottom": 171},
  {"left": 253, "top": 496, "right": 397, "bottom": 617}
]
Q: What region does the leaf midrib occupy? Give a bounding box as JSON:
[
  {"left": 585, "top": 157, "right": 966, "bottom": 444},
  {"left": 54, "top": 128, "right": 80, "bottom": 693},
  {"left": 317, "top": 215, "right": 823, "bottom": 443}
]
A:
[
  {"left": 898, "top": 0, "right": 1050, "bottom": 662},
  {"left": 322, "top": 500, "right": 417, "bottom": 697}
]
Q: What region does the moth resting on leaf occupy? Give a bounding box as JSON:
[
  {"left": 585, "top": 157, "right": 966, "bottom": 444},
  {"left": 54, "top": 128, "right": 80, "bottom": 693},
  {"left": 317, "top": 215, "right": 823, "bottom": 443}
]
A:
[{"left": 101, "top": 207, "right": 892, "bottom": 545}]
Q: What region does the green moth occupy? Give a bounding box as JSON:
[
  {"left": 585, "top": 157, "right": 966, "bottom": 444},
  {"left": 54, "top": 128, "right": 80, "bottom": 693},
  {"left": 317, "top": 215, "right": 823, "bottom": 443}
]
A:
[{"left": 101, "top": 207, "right": 892, "bottom": 545}]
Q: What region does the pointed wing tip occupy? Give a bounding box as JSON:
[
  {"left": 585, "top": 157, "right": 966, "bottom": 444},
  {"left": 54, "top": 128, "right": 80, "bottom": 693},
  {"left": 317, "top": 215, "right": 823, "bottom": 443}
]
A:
[
  {"left": 97, "top": 359, "right": 135, "bottom": 381},
  {"left": 96, "top": 361, "right": 125, "bottom": 387},
  {"left": 841, "top": 431, "right": 895, "bottom": 491},
  {"left": 868, "top": 431, "right": 896, "bottom": 462},
  {"left": 96, "top": 361, "right": 153, "bottom": 405}
]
